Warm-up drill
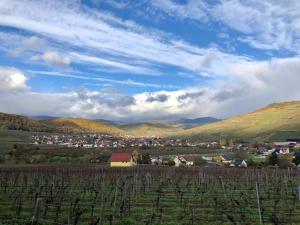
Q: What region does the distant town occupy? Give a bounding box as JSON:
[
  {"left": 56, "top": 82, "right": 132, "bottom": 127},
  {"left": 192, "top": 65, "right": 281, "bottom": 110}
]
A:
[
  {"left": 32, "top": 133, "right": 205, "bottom": 148},
  {"left": 30, "top": 133, "right": 300, "bottom": 168}
]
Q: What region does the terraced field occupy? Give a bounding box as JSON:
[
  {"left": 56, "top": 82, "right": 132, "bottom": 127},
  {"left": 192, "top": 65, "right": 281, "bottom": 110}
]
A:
[{"left": 0, "top": 166, "right": 299, "bottom": 225}]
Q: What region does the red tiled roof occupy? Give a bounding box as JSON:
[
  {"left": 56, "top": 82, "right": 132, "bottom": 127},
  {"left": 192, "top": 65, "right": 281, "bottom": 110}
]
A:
[
  {"left": 110, "top": 153, "right": 132, "bottom": 162},
  {"left": 184, "top": 155, "right": 195, "bottom": 162}
]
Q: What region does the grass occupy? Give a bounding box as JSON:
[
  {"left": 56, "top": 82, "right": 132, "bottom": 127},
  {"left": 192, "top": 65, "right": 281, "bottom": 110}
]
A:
[{"left": 0, "top": 129, "right": 31, "bottom": 151}]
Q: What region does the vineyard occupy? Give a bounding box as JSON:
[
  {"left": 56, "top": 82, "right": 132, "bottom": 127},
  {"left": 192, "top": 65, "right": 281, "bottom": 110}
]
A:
[{"left": 0, "top": 166, "right": 299, "bottom": 225}]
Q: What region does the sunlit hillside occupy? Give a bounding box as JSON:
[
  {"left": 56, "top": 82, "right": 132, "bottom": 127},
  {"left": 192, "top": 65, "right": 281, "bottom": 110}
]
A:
[
  {"left": 182, "top": 101, "right": 300, "bottom": 141},
  {"left": 120, "top": 122, "right": 184, "bottom": 137},
  {"left": 0, "top": 112, "right": 53, "bottom": 132},
  {"left": 45, "top": 118, "right": 124, "bottom": 135}
]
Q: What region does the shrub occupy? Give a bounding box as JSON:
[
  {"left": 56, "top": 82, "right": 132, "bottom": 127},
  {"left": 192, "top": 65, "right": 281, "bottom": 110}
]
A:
[
  {"left": 194, "top": 156, "right": 207, "bottom": 166},
  {"left": 167, "top": 160, "right": 175, "bottom": 167},
  {"left": 278, "top": 155, "right": 294, "bottom": 168}
]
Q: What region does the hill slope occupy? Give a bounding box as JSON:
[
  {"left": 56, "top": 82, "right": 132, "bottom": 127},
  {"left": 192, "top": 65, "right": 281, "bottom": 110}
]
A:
[
  {"left": 120, "top": 117, "right": 221, "bottom": 136},
  {"left": 182, "top": 101, "right": 300, "bottom": 141},
  {"left": 0, "top": 112, "right": 53, "bottom": 132},
  {"left": 175, "top": 117, "right": 222, "bottom": 128},
  {"left": 46, "top": 118, "right": 124, "bottom": 135},
  {"left": 0, "top": 112, "right": 124, "bottom": 135},
  {"left": 120, "top": 122, "right": 183, "bottom": 136}
]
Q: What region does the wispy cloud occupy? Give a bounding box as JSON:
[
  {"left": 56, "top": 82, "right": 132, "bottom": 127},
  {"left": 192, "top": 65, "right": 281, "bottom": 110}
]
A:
[
  {"left": 28, "top": 70, "right": 179, "bottom": 89},
  {"left": 0, "top": 0, "right": 249, "bottom": 76},
  {"left": 149, "top": 0, "right": 300, "bottom": 53},
  {"left": 151, "top": 0, "right": 208, "bottom": 21}
]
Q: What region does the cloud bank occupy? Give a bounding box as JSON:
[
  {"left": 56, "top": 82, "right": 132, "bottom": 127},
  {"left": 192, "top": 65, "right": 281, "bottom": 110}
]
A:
[{"left": 1, "top": 56, "right": 300, "bottom": 121}]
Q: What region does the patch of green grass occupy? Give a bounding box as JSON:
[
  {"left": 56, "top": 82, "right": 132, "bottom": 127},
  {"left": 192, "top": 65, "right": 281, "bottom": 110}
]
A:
[{"left": 0, "top": 129, "right": 31, "bottom": 152}]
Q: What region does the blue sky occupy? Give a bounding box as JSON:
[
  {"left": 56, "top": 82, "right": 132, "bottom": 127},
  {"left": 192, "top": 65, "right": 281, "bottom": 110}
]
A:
[{"left": 0, "top": 0, "right": 300, "bottom": 121}]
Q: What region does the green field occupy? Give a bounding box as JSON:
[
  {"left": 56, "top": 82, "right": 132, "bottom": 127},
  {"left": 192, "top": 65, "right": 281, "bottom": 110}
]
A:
[
  {"left": 0, "top": 166, "right": 299, "bottom": 225},
  {"left": 0, "top": 129, "right": 31, "bottom": 151}
]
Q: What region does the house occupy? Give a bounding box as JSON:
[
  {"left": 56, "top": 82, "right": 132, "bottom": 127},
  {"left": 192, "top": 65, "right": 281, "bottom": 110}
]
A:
[
  {"left": 230, "top": 159, "right": 247, "bottom": 168},
  {"left": 110, "top": 152, "right": 136, "bottom": 167},
  {"left": 273, "top": 142, "right": 296, "bottom": 150},
  {"left": 173, "top": 156, "right": 187, "bottom": 167},
  {"left": 212, "top": 155, "right": 222, "bottom": 162},
  {"left": 184, "top": 155, "right": 195, "bottom": 166},
  {"left": 151, "top": 156, "right": 162, "bottom": 165},
  {"left": 173, "top": 156, "right": 182, "bottom": 167},
  {"left": 221, "top": 155, "right": 234, "bottom": 164},
  {"left": 280, "top": 147, "right": 290, "bottom": 154},
  {"left": 202, "top": 156, "right": 213, "bottom": 161}
]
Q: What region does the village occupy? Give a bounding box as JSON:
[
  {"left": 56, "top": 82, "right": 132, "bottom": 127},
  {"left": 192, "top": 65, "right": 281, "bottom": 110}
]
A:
[
  {"left": 30, "top": 134, "right": 300, "bottom": 168},
  {"left": 32, "top": 134, "right": 198, "bottom": 148},
  {"left": 104, "top": 139, "right": 300, "bottom": 168}
]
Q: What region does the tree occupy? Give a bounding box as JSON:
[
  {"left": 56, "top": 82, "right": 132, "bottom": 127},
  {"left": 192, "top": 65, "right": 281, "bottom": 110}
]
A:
[
  {"left": 194, "top": 156, "right": 207, "bottom": 167},
  {"left": 228, "top": 139, "right": 234, "bottom": 147},
  {"left": 137, "top": 153, "right": 151, "bottom": 164},
  {"left": 234, "top": 151, "right": 248, "bottom": 160},
  {"left": 292, "top": 152, "right": 300, "bottom": 166},
  {"left": 268, "top": 151, "right": 279, "bottom": 166},
  {"left": 219, "top": 137, "right": 227, "bottom": 146},
  {"left": 167, "top": 160, "right": 175, "bottom": 167},
  {"left": 278, "top": 155, "right": 294, "bottom": 169},
  {"left": 246, "top": 157, "right": 257, "bottom": 167}
]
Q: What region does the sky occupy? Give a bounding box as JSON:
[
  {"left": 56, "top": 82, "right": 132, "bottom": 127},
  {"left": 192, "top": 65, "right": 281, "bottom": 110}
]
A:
[{"left": 1, "top": 0, "right": 300, "bottom": 121}]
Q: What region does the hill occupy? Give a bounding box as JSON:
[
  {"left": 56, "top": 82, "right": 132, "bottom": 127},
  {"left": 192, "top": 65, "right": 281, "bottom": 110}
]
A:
[
  {"left": 45, "top": 118, "right": 124, "bottom": 135},
  {"left": 175, "top": 117, "right": 221, "bottom": 128},
  {"left": 0, "top": 112, "right": 54, "bottom": 132},
  {"left": 120, "top": 117, "right": 221, "bottom": 136},
  {"left": 29, "top": 115, "right": 58, "bottom": 120},
  {"left": 182, "top": 101, "right": 300, "bottom": 142},
  {"left": 0, "top": 112, "right": 124, "bottom": 135},
  {"left": 120, "top": 122, "right": 183, "bottom": 136}
]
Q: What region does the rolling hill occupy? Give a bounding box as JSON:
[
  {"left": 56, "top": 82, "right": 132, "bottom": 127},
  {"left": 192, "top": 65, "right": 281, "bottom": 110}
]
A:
[
  {"left": 120, "top": 122, "right": 183, "bottom": 136},
  {"left": 0, "top": 112, "right": 124, "bottom": 135},
  {"left": 45, "top": 118, "right": 124, "bottom": 135},
  {"left": 174, "top": 117, "right": 222, "bottom": 128},
  {"left": 119, "top": 117, "right": 221, "bottom": 136},
  {"left": 182, "top": 101, "right": 300, "bottom": 142},
  {"left": 0, "top": 112, "right": 54, "bottom": 132}
]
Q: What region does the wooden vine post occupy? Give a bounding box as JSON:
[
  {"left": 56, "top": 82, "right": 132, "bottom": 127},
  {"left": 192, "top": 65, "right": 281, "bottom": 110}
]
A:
[
  {"left": 31, "top": 197, "right": 41, "bottom": 225},
  {"left": 256, "top": 182, "right": 263, "bottom": 225}
]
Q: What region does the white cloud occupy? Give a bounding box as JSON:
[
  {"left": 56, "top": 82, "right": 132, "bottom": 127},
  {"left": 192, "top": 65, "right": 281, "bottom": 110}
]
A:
[
  {"left": 0, "top": 67, "right": 29, "bottom": 93},
  {"left": 211, "top": 0, "right": 300, "bottom": 51},
  {"left": 27, "top": 70, "right": 178, "bottom": 89},
  {"left": 69, "top": 52, "right": 154, "bottom": 75},
  {"left": 149, "top": 0, "right": 300, "bottom": 52},
  {"left": 32, "top": 51, "right": 70, "bottom": 68},
  {"left": 1, "top": 56, "right": 300, "bottom": 120},
  {"left": 151, "top": 0, "right": 208, "bottom": 21},
  {"left": 22, "top": 36, "right": 47, "bottom": 50},
  {"left": 0, "top": 0, "right": 248, "bottom": 76}
]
